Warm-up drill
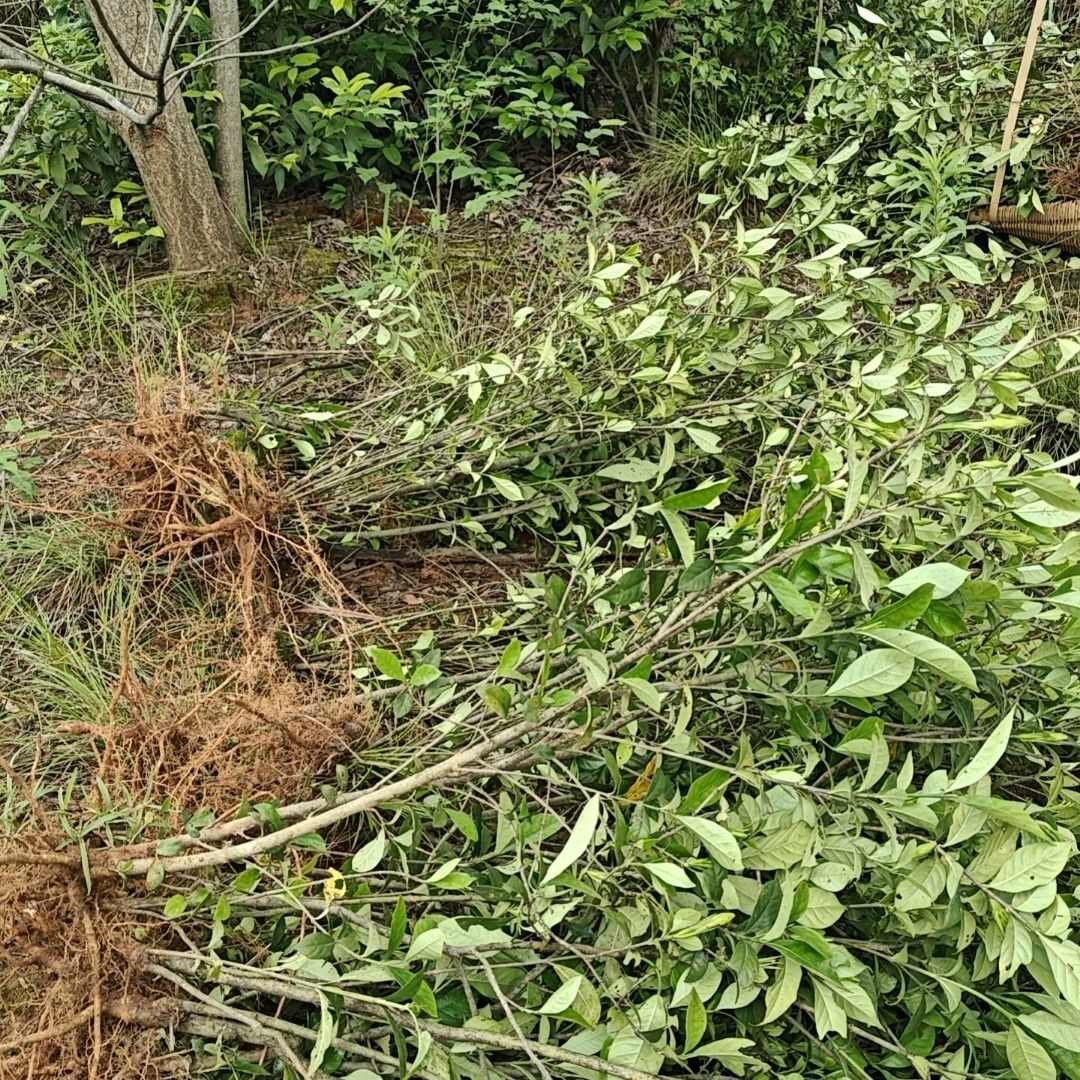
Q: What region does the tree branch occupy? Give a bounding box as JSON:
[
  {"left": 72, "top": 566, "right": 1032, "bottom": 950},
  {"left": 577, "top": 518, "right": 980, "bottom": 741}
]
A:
[
  {"left": 0, "top": 50, "right": 148, "bottom": 125},
  {"left": 115, "top": 711, "right": 540, "bottom": 874},
  {"left": 82, "top": 0, "right": 156, "bottom": 80},
  {"left": 166, "top": 3, "right": 384, "bottom": 85}
]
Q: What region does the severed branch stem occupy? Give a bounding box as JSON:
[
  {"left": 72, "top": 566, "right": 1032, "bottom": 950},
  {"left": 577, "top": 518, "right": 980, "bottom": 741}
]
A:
[
  {"left": 147, "top": 964, "right": 310, "bottom": 1080},
  {"left": 116, "top": 713, "right": 540, "bottom": 875},
  {"left": 154, "top": 956, "right": 663, "bottom": 1080}
]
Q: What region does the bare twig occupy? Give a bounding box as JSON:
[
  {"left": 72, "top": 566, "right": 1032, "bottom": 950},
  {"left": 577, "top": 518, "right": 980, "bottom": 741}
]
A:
[
  {"left": 0, "top": 78, "right": 40, "bottom": 164},
  {"left": 154, "top": 956, "right": 665, "bottom": 1080},
  {"left": 475, "top": 952, "right": 553, "bottom": 1080},
  {"left": 147, "top": 964, "right": 310, "bottom": 1080}
]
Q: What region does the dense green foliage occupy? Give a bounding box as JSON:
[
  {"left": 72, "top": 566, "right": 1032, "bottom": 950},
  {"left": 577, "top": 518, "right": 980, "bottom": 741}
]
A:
[{"left": 1, "top": 0, "right": 1052, "bottom": 234}]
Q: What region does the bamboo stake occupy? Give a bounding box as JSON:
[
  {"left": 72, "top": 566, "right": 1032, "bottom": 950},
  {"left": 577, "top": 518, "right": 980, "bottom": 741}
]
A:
[{"left": 989, "top": 0, "right": 1048, "bottom": 221}]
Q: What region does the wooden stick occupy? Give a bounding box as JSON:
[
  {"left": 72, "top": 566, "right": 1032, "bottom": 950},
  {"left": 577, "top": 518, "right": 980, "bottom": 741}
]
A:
[{"left": 989, "top": 0, "right": 1048, "bottom": 221}]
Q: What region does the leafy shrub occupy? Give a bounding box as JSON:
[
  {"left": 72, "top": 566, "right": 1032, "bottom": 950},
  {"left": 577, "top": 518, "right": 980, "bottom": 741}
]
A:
[{"left": 124, "top": 201, "right": 1080, "bottom": 1080}]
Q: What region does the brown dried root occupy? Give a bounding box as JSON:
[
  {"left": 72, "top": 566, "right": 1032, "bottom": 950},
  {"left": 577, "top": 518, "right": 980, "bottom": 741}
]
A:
[
  {"left": 1048, "top": 154, "right": 1080, "bottom": 200},
  {"left": 0, "top": 862, "right": 160, "bottom": 1080},
  {"left": 70, "top": 634, "right": 375, "bottom": 824},
  {"left": 69, "top": 375, "right": 358, "bottom": 645}
]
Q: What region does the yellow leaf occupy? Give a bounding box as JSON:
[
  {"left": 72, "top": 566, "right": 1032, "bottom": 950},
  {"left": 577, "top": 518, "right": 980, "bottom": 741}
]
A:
[
  {"left": 323, "top": 868, "right": 346, "bottom": 901},
  {"left": 625, "top": 755, "right": 660, "bottom": 802}
]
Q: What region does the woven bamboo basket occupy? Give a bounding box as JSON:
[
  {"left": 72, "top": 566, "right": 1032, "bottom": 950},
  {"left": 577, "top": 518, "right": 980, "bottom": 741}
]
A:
[{"left": 969, "top": 201, "right": 1080, "bottom": 253}]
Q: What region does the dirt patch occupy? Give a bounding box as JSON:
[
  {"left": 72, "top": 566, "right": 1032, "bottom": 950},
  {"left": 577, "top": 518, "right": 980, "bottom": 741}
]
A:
[{"left": 335, "top": 548, "right": 529, "bottom": 621}]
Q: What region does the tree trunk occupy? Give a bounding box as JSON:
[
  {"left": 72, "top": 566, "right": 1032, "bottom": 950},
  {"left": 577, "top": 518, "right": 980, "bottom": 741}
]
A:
[
  {"left": 86, "top": 0, "right": 240, "bottom": 272},
  {"left": 209, "top": 0, "right": 248, "bottom": 231}
]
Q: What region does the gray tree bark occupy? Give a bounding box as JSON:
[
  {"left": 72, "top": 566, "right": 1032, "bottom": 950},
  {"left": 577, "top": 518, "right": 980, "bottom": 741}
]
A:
[
  {"left": 85, "top": 0, "right": 240, "bottom": 272},
  {"left": 208, "top": 0, "right": 248, "bottom": 231}
]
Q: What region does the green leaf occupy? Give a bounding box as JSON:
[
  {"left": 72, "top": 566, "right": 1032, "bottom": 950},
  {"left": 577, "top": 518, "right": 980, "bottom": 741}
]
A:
[
  {"left": 679, "top": 768, "right": 729, "bottom": 814},
  {"left": 821, "top": 222, "right": 866, "bottom": 245},
  {"left": 679, "top": 558, "right": 714, "bottom": 593},
  {"left": 761, "top": 957, "right": 802, "bottom": 1024},
  {"left": 542, "top": 794, "right": 601, "bottom": 884},
  {"left": 310, "top": 991, "right": 335, "bottom": 1073},
  {"left": 405, "top": 927, "right": 445, "bottom": 963},
  {"left": 352, "top": 830, "right": 386, "bottom": 873},
  {"left": 685, "top": 988, "right": 707, "bottom": 1053},
  {"left": 894, "top": 857, "right": 948, "bottom": 912},
  {"left": 621, "top": 676, "right": 663, "bottom": 712},
  {"left": 945, "top": 712, "right": 1013, "bottom": 791},
  {"left": 661, "top": 508, "right": 695, "bottom": 566},
  {"left": 624, "top": 309, "right": 669, "bottom": 341},
  {"left": 687, "top": 1038, "right": 761, "bottom": 1066},
  {"left": 291, "top": 832, "right": 326, "bottom": 853},
  {"left": 540, "top": 974, "right": 583, "bottom": 1014},
  {"left": 888, "top": 563, "right": 969, "bottom": 599},
  {"left": 496, "top": 640, "right": 522, "bottom": 677},
  {"left": 1021, "top": 473, "right": 1080, "bottom": 512},
  {"left": 369, "top": 647, "right": 405, "bottom": 681},
  {"left": 247, "top": 139, "right": 269, "bottom": 176},
  {"left": 491, "top": 475, "right": 525, "bottom": 501},
  {"left": 645, "top": 861, "right": 695, "bottom": 889},
  {"left": 603, "top": 567, "right": 645, "bottom": 606},
  {"left": 232, "top": 868, "right": 260, "bottom": 894},
  {"left": 576, "top": 649, "right": 610, "bottom": 689},
  {"left": 988, "top": 844, "right": 1072, "bottom": 892},
  {"left": 826, "top": 649, "right": 914, "bottom": 697},
  {"left": 598, "top": 459, "right": 659, "bottom": 483},
  {"left": 483, "top": 684, "right": 511, "bottom": 718},
  {"left": 941, "top": 253, "right": 983, "bottom": 284},
  {"left": 677, "top": 815, "right": 743, "bottom": 870},
  {"left": 862, "top": 583, "right": 935, "bottom": 629},
  {"left": 1008, "top": 1023, "right": 1057, "bottom": 1080},
  {"left": 743, "top": 821, "right": 815, "bottom": 871},
  {"left": 447, "top": 808, "right": 478, "bottom": 843},
  {"left": 860, "top": 628, "right": 976, "bottom": 689},
  {"left": 163, "top": 894, "right": 187, "bottom": 918},
  {"left": 410, "top": 663, "right": 440, "bottom": 687},
  {"left": 763, "top": 571, "right": 817, "bottom": 620},
  {"left": 1022, "top": 1013, "right": 1080, "bottom": 1053},
  {"left": 662, "top": 479, "right": 733, "bottom": 511},
  {"left": 388, "top": 897, "right": 407, "bottom": 953}
]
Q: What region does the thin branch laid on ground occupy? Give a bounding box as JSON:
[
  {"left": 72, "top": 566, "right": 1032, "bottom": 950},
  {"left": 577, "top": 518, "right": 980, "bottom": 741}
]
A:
[{"left": 154, "top": 955, "right": 667, "bottom": 1080}]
